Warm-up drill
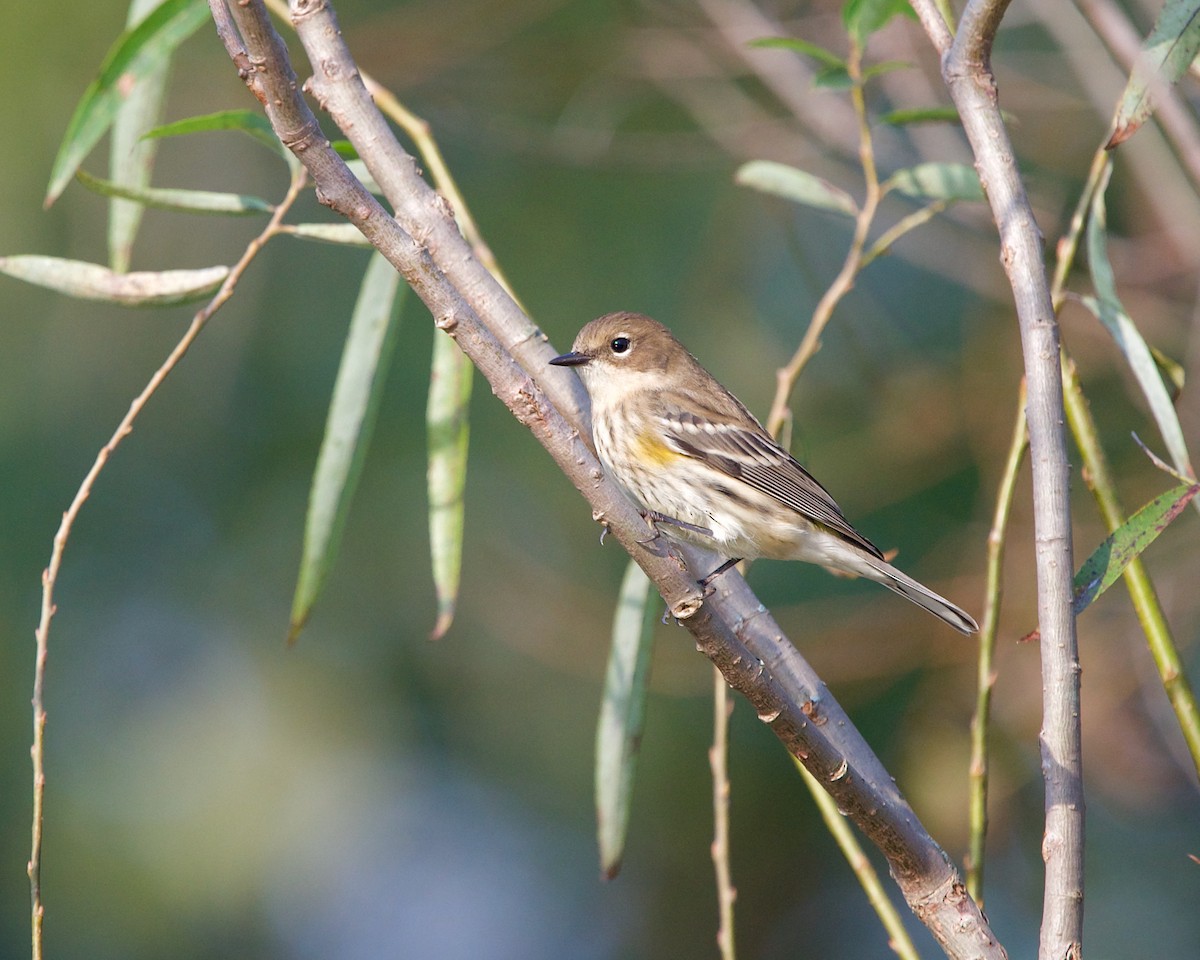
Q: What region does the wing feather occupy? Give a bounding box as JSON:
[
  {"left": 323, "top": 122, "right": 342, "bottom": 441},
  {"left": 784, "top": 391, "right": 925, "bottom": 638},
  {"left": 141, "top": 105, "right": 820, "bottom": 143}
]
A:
[{"left": 661, "top": 410, "right": 884, "bottom": 559}]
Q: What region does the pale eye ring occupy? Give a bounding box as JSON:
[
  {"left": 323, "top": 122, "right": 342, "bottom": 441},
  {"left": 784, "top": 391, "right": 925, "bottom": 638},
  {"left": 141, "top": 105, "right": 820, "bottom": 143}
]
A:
[{"left": 610, "top": 336, "right": 631, "bottom": 355}]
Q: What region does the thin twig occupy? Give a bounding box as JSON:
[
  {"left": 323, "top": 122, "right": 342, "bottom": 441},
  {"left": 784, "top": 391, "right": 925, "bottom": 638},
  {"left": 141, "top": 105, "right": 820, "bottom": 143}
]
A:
[
  {"left": 796, "top": 760, "right": 921, "bottom": 960},
  {"left": 912, "top": 0, "right": 1084, "bottom": 954},
  {"left": 764, "top": 37, "right": 881, "bottom": 436},
  {"left": 28, "top": 168, "right": 309, "bottom": 960},
  {"left": 967, "top": 379, "right": 1028, "bottom": 905},
  {"left": 710, "top": 670, "right": 737, "bottom": 960}
]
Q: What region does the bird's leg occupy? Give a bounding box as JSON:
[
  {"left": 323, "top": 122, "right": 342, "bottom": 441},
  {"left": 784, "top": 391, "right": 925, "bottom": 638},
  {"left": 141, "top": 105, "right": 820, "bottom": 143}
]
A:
[
  {"left": 639, "top": 509, "right": 713, "bottom": 539},
  {"left": 698, "top": 557, "right": 742, "bottom": 590}
]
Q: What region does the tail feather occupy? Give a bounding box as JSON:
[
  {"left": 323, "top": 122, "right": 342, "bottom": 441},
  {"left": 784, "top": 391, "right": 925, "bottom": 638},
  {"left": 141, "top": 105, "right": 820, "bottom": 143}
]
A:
[{"left": 861, "top": 556, "right": 978, "bottom": 635}]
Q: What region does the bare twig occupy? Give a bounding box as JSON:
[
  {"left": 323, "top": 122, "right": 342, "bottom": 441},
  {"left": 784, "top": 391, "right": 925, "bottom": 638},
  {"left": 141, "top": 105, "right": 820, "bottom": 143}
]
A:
[
  {"left": 763, "top": 37, "right": 881, "bottom": 435},
  {"left": 967, "top": 380, "right": 1028, "bottom": 905},
  {"left": 710, "top": 671, "right": 736, "bottom": 960},
  {"left": 911, "top": 0, "right": 1085, "bottom": 956},
  {"left": 211, "top": 2, "right": 1006, "bottom": 955},
  {"left": 796, "top": 760, "right": 921, "bottom": 960},
  {"left": 28, "top": 167, "right": 308, "bottom": 960}
]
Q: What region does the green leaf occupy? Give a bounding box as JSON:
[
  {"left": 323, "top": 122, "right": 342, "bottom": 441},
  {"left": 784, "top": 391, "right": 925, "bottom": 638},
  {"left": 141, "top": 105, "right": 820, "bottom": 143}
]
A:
[
  {"left": 748, "top": 36, "right": 845, "bottom": 69},
  {"left": 1084, "top": 160, "right": 1195, "bottom": 483},
  {"left": 108, "top": 0, "right": 174, "bottom": 272},
  {"left": 143, "top": 109, "right": 292, "bottom": 163},
  {"left": 1108, "top": 0, "right": 1200, "bottom": 147},
  {"left": 288, "top": 252, "right": 405, "bottom": 644},
  {"left": 886, "top": 162, "right": 985, "bottom": 201},
  {"left": 734, "top": 160, "right": 858, "bottom": 216},
  {"left": 1150, "top": 343, "right": 1186, "bottom": 400},
  {"left": 281, "top": 223, "right": 373, "bottom": 247},
  {"left": 426, "top": 332, "right": 473, "bottom": 641},
  {"left": 0, "top": 255, "right": 227, "bottom": 306},
  {"left": 880, "top": 106, "right": 963, "bottom": 126},
  {"left": 843, "top": 0, "right": 916, "bottom": 44},
  {"left": 45, "top": 0, "right": 211, "bottom": 206},
  {"left": 1073, "top": 482, "right": 1199, "bottom": 614},
  {"left": 862, "top": 59, "right": 912, "bottom": 81},
  {"left": 78, "top": 169, "right": 273, "bottom": 215},
  {"left": 813, "top": 65, "right": 853, "bottom": 89},
  {"left": 596, "top": 560, "right": 659, "bottom": 880},
  {"left": 345, "top": 159, "right": 384, "bottom": 195}
]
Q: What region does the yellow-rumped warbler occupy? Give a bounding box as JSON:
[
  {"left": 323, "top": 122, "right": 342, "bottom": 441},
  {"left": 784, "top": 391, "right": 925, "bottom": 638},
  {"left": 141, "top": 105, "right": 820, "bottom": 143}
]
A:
[{"left": 550, "top": 312, "right": 978, "bottom": 635}]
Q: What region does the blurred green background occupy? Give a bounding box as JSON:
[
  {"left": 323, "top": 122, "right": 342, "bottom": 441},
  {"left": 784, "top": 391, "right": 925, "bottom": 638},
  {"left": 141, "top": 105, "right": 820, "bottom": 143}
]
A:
[{"left": 2, "top": 1, "right": 1198, "bottom": 958}]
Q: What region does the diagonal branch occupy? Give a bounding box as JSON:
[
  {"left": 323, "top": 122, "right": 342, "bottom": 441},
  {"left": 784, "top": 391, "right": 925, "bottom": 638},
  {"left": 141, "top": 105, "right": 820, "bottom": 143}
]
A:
[
  {"left": 209, "top": 2, "right": 1006, "bottom": 956},
  {"left": 912, "top": 1, "right": 1085, "bottom": 958}
]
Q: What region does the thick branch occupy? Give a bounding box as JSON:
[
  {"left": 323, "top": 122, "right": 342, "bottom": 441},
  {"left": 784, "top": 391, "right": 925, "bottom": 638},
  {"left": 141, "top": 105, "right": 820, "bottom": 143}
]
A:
[
  {"left": 210, "top": 2, "right": 1006, "bottom": 956},
  {"left": 912, "top": 0, "right": 1085, "bottom": 957}
]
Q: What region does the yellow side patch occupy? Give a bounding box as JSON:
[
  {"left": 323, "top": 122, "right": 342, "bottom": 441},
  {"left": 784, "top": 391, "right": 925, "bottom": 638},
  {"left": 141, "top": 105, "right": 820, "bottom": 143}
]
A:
[{"left": 634, "top": 432, "right": 682, "bottom": 467}]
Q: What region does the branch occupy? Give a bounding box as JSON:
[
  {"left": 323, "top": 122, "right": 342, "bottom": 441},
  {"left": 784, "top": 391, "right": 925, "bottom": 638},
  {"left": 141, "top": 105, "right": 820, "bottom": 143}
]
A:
[
  {"left": 210, "top": 2, "right": 1006, "bottom": 955},
  {"left": 911, "top": 0, "right": 1085, "bottom": 956}
]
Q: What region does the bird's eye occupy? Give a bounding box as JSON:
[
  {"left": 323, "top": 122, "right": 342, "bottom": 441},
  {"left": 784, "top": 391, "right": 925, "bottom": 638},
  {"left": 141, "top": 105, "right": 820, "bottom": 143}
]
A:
[{"left": 610, "top": 336, "right": 631, "bottom": 355}]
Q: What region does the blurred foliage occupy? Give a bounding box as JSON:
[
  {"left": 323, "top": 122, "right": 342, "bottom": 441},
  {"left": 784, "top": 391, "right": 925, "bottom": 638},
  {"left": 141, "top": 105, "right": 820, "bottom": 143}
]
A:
[{"left": 1, "top": 1, "right": 1199, "bottom": 959}]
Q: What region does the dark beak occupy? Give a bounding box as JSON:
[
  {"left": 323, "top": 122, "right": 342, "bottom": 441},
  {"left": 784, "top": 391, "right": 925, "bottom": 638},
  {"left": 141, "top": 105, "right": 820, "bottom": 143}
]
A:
[{"left": 549, "top": 351, "right": 590, "bottom": 367}]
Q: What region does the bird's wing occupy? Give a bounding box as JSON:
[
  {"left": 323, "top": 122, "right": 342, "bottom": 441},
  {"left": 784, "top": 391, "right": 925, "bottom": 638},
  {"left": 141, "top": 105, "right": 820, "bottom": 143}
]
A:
[{"left": 661, "top": 410, "right": 884, "bottom": 559}]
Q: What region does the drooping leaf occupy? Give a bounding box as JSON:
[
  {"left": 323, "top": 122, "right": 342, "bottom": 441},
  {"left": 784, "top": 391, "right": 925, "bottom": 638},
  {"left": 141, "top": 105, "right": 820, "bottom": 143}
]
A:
[
  {"left": 1108, "top": 0, "right": 1200, "bottom": 147},
  {"left": 45, "top": 0, "right": 211, "bottom": 206},
  {"left": 282, "top": 223, "right": 373, "bottom": 247},
  {"left": 288, "top": 252, "right": 405, "bottom": 644},
  {"left": 886, "top": 162, "right": 985, "bottom": 202},
  {"left": 880, "top": 107, "right": 962, "bottom": 126},
  {"left": 862, "top": 59, "right": 912, "bottom": 81},
  {"left": 426, "top": 332, "right": 473, "bottom": 640},
  {"left": 1084, "top": 161, "right": 1195, "bottom": 484},
  {"left": 143, "top": 109, "right": 293, "bottom": 164},
  {"left": 735, "top": 160, "right": 858, "bottom": 216},
  {"left": 748, "top": 36, "right": 845, "bottom": 69},
  {"left": 814, "top": 65, "right": 854, "bottom": 89},
  {"left": 843, "top": 0, "right": 916, "bottom": 44},
  {"left": 78, "top": 169, "right": 273, "bottom": 215},
  {"left": 1073, "top": 483, "right": 1199, "bottom": 614},
  {"left": 0, "top": 255, "right": 227, "bottom": 306},
  {"left": 596, "top": 560, "right": 659, "bottom": 880},
  {"left": 108, "top": 0, "right": 173, "bottom": 271},
  {"left": 1149, "top": 343, "right": 1186, "bottom": 399}
]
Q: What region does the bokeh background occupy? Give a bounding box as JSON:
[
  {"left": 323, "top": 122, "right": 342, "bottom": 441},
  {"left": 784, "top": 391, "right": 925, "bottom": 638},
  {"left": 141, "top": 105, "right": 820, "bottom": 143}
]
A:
[{"left": 2, "top": 1, "right": 1199, "bottom": 957}]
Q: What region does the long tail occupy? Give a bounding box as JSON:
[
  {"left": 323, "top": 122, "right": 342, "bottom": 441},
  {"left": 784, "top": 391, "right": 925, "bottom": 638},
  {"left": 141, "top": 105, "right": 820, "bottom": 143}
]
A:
[{"left": 860, "top": 555, "right": 978, "bottom": 635}]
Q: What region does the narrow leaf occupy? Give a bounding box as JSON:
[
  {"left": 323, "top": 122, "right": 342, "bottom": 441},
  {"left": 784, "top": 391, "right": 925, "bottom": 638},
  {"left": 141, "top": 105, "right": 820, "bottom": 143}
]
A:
[
  {"left": 735, "top": 160, "right": 858, "bottom": 216},
  {"left": 813, "top": 65, "right": 854, "bottom": 89},
  {"left": 1149, "top": 343, "right": 1186, "bottom": 399},
  {"left": 109, "top": 0, "right": 173, "bottom": 271},
  {"left": 843, "top": 0, "right": 916, "bottom": 43},
  {"left": 45, "top": 0, "right": 210, "bottom": 206},
  {"left": 596, "top": 560, "right": 659, "bottom": 880},
  {"left": 1085, "top": 161, "right": 1195, "bottom": 483},
  {"left": 281, "top": 223, "right": 373, "bottom": 247},
  {"left": 143, "top": 109, "right": 293, "bottom": 164},
  {"left": 748, "top": 36, "right": 845, "bottom": 69},
  {"left": 880, "top": 106, "right": 962, "bottom": 126},
  {"left": 288, "top": 252, "right": 405, "bottom": 643},
  {"left": 79, "top": 169, "right": 273, "bottom": 215},
  {"left": 886, "top": 162, "right": 985, "bottom": 202},
  {"left": 0, "top": 255, "right": 227, "bottom": 306},
  {"left": 861, "top": 60, "right": 912, "bottom": 81},
  {"left": 1108, "top": 0, "right": 1200, "bottom": 147},
  {"left": 1073, "top": 483, "right": 1199, "bottom": 614},
  {"left": 426, "top": 333, "right": 473, "bottom": 640}
]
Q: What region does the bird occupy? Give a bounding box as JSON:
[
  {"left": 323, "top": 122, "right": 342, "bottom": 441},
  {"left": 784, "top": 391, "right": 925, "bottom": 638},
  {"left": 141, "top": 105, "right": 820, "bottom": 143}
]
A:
[{"left": 549, "top": 312, "right": 978, "bottom": 635}]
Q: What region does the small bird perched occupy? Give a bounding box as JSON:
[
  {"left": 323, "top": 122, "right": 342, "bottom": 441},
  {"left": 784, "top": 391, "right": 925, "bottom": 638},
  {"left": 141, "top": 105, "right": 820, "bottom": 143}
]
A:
[{"left": 550, "top": 312, "right": 978, "bottom": 635}]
